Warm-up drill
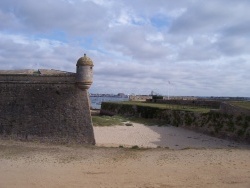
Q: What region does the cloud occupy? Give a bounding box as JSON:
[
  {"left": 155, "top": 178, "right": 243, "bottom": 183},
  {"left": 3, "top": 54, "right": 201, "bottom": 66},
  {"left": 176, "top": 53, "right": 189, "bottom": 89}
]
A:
[
  {"left": 0, "top": 0, "right": 249, "bottom": 97},
  {"left": 0, "top": 32, "right": 82, "bottom": 71},
  {"left": 103, "top": 25, "right": 169, "bottom": 61},
  {"left": 0, "top": 0, "right": 109, "bottom": 35}
]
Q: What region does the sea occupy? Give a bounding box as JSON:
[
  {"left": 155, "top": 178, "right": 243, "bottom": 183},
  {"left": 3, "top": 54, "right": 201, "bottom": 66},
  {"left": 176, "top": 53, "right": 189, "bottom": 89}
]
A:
[{"left": 90, "top": 96, "right": 129, "bottom": 109}]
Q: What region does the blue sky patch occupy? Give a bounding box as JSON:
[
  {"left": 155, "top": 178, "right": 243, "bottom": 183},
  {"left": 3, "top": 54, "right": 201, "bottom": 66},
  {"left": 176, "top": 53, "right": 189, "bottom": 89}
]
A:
[{"left": 150, "top": 14, "right": 171, "bottom": 29}]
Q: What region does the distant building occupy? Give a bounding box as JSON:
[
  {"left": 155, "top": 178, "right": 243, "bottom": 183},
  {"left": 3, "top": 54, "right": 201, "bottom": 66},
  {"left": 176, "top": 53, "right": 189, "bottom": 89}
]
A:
[
  {"left": 164, "top": 96, "right": 198, "bottom": 100},
  {"left": 117, "top": 93, "right": 126, "bottom": 98},
  {"left": 129, "top": 95, "right": 152, "bottom": 101}
]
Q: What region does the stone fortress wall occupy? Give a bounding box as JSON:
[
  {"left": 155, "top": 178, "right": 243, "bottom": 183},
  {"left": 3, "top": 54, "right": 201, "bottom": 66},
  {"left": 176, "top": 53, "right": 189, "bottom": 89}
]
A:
[{"left": 0, "top": 55, "right": 95, "bottom": 144}]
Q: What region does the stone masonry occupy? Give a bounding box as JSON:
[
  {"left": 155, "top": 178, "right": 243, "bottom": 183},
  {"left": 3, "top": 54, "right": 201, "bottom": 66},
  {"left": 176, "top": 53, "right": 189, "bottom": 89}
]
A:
[{"left": 0, "top": 68, "right": 95, "bottom": 144}]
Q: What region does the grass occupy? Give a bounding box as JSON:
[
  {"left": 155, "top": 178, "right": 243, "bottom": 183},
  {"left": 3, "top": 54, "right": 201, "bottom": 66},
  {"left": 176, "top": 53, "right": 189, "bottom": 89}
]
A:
[
  {"left": 92, "top": 115, "right": 127, "bottom": 126},
  {"left": 229, "top": 101, "right": 250, "bottom": 110},
  {"left": 126, "top": 117, "right": 167, "bottom": 126},
  {"left": 92, "top": 114, "right": 168, "bottom": 127},
  {"left": 131, "top": 145, "right": 139, "bottom": 149},
  {"left": 114, "top": 101, "right": 211, "bottom": 113}
]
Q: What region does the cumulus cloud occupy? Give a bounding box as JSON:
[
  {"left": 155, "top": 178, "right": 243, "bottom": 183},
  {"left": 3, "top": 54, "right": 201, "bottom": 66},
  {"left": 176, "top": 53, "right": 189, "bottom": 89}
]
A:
[
  {"left": 0, "top": 0, "right": 109, "bottom": 35},
  {"left": 0, "top": 32, "right": 82, "bottom": 71},
  {"left": 103, "top": 25, "right": 168, "bottom": 61},
  {"left": 0, "top": 0, "right": 249, "bottom": 97}
]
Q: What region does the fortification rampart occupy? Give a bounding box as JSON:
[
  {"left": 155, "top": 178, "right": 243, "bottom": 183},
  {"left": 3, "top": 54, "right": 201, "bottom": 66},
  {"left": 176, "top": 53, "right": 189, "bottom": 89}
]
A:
[
  {"left": 0, "top": 74, "right": 95, "bottom": 144},
  {"left": 0, "top": 54, "right": 95, "bottom": 144},
  {"left": 100, "top": 102, "right": 250, "bottom": 143},
  {"left": 220, "top": 102, "right": 250, "bottom": 116},
  {"left": 148, "top": 99, "right": 221, "bottom": 109},
  {"left": 0, "top": 74, "right": 75, "bottom": 83}
]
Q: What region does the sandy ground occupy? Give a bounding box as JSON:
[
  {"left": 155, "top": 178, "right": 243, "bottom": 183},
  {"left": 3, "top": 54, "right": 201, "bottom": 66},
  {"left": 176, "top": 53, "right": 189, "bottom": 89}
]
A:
[
  {"left": 94, "top": 123, "right": 250, "bottom": 149},
  {"left": 0, "top": 123, "right": 249, "bottom": 188}
]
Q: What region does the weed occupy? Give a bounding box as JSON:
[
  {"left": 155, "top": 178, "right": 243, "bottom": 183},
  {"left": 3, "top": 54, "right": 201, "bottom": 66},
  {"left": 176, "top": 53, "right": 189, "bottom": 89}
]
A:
[
  {"left": 237, "top": 129, "right": 245, "bottom": 137},
  {"left": 92, "top": 115, "right": 126, "bottom": 126},
  {"left": 227, "top": 120, "right": 235, "bottom": 132},
  {"left": 236, "top": 116, "right": 243, "bottom": 122},
  {"left": 131, "top": 145, "right": 139, "bottom": 149},
  {"left": 125, "top": 123, "right": 133, "bottom": 126}
]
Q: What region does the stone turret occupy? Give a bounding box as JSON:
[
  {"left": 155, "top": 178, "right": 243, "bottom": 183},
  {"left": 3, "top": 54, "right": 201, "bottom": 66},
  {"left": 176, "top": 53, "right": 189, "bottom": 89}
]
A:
[{"left": 76, "top": 54, "right": 94, "bottom": 90}]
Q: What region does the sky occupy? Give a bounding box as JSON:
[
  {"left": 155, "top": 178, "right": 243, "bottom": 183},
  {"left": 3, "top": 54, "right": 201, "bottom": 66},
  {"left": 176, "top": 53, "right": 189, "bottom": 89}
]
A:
[{"left": 0, "top": 0, "right": 250, "bottom": 97}]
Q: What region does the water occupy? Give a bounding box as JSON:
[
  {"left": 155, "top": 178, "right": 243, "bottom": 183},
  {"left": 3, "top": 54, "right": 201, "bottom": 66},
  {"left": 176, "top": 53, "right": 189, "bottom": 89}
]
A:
[{"left": 90, "top": 96, "right": 129, "bottom": 109}]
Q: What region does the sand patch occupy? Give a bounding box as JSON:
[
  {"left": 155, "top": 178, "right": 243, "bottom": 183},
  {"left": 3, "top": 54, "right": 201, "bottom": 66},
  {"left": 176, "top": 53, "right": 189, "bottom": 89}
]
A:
[
  {"left": 94, "top": 123, "right": 249, "bottom": 149},
  {"left": 0, "top": 140, "right": 250, "bottom": 188}
]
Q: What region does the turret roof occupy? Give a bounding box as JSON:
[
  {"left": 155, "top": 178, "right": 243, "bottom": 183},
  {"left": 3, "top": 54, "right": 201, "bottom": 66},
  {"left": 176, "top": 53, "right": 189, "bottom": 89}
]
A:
[{"left": 76, "top": 54, "right": 94, "bottom": 66}]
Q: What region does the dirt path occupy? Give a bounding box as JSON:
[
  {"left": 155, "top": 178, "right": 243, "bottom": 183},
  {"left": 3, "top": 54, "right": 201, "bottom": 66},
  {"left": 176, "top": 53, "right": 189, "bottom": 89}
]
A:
[{"left": 0, "top": 140, "right": 250, "bottom": 188}]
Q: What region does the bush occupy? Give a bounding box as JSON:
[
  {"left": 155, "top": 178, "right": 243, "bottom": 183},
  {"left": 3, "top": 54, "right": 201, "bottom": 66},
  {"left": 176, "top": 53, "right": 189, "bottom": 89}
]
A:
[
  {"left": 131, "top": 145, "right": 139, "bottom": 149},
  {"left": 237, "top": 129, "right": 245, "bottom": 137}
]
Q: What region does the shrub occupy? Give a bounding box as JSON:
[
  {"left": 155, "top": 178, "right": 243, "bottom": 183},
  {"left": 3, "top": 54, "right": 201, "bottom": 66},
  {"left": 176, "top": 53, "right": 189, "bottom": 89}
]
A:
[
  {"left": 227, "top": 120, "right": 235, "bottom": 132},
  {"left": 237, "top": 129, "right": 245, "bottom": 137},
  {"left": 131, "top": 145, "right": 139, "bottom": 149}
]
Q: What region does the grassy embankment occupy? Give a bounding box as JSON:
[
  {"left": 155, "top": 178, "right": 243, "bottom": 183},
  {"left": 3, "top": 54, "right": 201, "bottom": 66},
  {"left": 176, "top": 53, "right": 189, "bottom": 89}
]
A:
[
  {"left": 92, "top": 101, "right": 212, "bottom": 126},
  {"left": 114, "top": 101, "right": 211, "bottom": 113},
  {"left": 229, "top": 101, "right": 250, "bottom": 110},
  {"left": 93, "top": 101, "right": 250, "bottom": 142}
]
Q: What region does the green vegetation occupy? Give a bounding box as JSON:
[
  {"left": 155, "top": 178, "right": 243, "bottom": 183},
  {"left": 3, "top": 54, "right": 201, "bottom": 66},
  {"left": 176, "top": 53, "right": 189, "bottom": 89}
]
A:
[
  {"left": 229, "top": 101, "right": 250, "bottom": 110},
  {"left": 115, "top": 101, "right": 210, "bottom": 113},
  {"left": 131, "top": 145, "right": 139, "bottom": 149},
  {"left": 126, "top": 117, "right": 167, "bottom": 126},
  {"left": 152, "top": 95, "right": 163, "bottom": 100},
  {"left": 33, "top": 70, "right": 40, "bottom": 75},
  {"left": 99, "top": 101, "right": 250, "bottom": 142},
  {"left": 92, "top": 114, "right": 167, "bottom": 127},
  {"left": 92, "top": 115, "right": 127, "bottom": 126}
]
